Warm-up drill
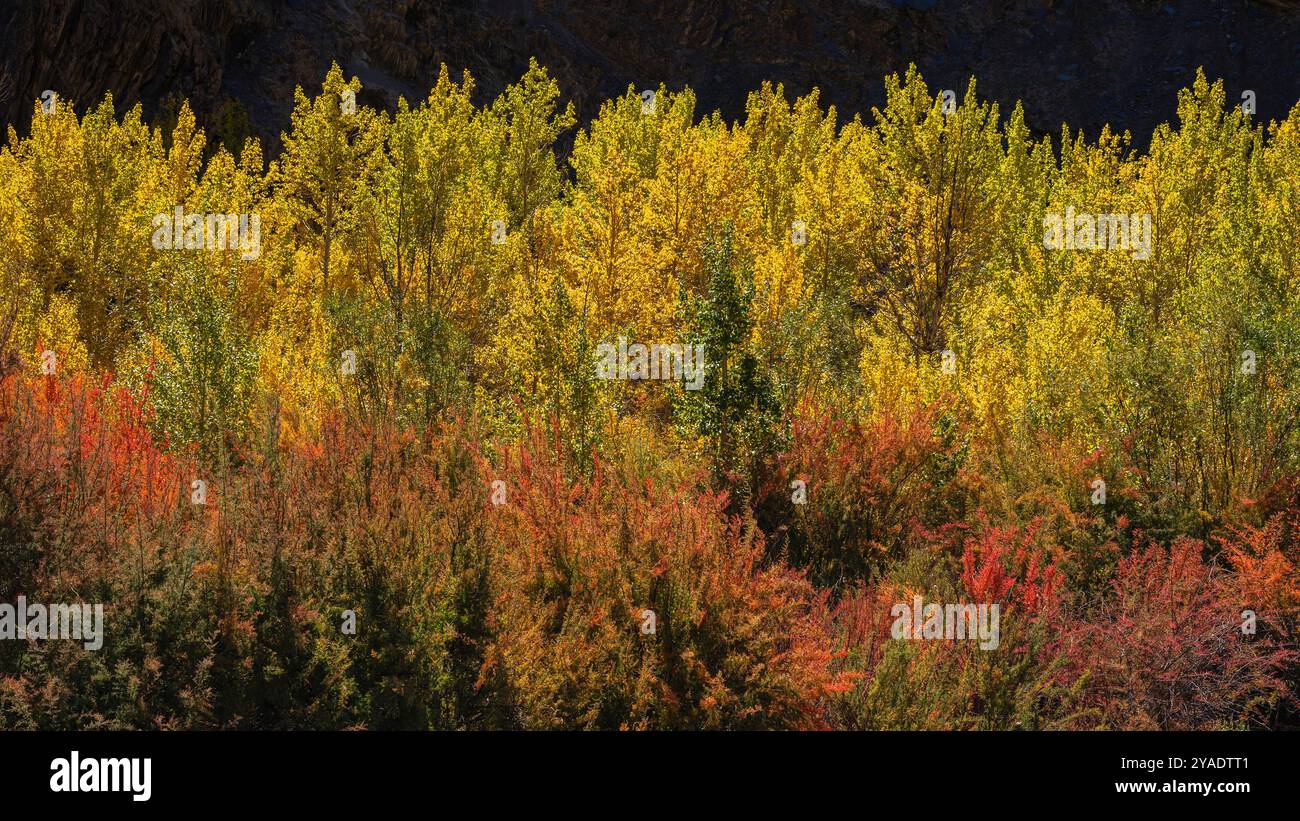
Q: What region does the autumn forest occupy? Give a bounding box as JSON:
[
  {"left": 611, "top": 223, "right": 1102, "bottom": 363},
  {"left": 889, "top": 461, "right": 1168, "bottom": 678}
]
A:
[{"left": 1, "top": 60, "right": 1298, "bottom": 730}]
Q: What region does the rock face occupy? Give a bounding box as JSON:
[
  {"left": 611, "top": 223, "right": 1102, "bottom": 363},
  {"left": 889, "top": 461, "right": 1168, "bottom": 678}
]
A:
[{"left": 2, "top": 0, "right": 1299, "bottom": 151}]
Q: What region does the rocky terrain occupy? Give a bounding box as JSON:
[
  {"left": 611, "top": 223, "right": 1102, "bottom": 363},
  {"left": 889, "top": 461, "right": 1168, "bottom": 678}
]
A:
[{"left": 2, "top": 0, "right": 1300, "bottom": 152}]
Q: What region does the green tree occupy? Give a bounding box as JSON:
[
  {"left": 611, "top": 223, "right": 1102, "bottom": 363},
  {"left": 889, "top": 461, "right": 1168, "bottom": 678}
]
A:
[{"left": 677, "top": 225, "right": 780, "bottom": 488}]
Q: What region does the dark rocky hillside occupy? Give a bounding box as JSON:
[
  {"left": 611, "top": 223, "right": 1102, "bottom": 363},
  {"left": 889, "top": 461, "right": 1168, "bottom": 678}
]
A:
[{"left": 2, "top": 0, "right": 1300, "bottom": 152}]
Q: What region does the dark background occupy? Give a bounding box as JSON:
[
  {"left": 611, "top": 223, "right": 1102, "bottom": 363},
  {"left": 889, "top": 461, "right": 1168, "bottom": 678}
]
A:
[{"left": 1, "top": 0, "right": 1299, "bottom": 153}]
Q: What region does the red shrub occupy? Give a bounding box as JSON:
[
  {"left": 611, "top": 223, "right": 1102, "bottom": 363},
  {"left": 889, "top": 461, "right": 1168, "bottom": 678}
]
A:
[
  {"left": 486, "top": 424, "right": 843, "bottom": 729},
  {"left": 826, "top": 521, "right": 1064, "bottom": 729},
  {"left": 758, "top": 403, "right": 959, "bottom": 587},
  {"left": 1052, "top": 538, "right": 1295, "bottom": 729}
]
